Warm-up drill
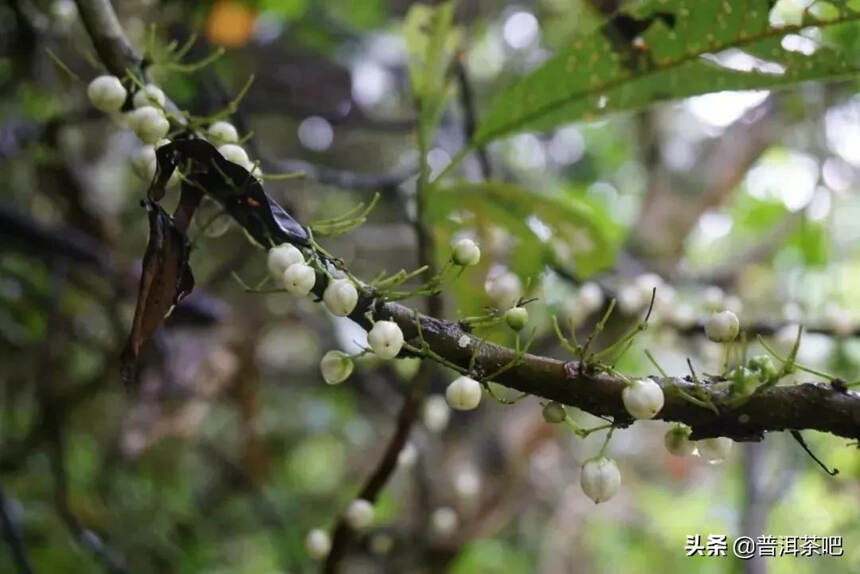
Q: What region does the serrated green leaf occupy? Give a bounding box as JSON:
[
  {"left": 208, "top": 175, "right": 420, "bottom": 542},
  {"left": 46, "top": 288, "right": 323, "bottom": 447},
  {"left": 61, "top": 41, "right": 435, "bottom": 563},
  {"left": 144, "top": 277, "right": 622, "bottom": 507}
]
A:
[{"left": 475, "top": 0, "right": 860, "bottom": 144}]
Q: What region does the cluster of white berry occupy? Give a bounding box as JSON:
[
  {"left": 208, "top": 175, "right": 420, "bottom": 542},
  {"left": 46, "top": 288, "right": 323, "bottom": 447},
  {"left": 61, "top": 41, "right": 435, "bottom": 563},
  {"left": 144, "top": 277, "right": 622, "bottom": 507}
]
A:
[
  {"left": 86, "top": 75, "right": 261, "bottom": 185},
  {"left": 541, "top": 371, "right": 733, "bottom": 504}
]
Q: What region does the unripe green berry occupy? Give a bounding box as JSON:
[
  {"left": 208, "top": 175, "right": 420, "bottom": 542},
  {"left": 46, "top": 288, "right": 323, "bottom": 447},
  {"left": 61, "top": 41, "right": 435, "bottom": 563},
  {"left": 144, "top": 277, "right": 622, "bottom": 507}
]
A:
[
  {"left": 542, "top": 401, "right": 566, "bottom": 423},
  {"left": 452, "top": 238, "right": 480, "bottom": 266},
  {"left": 319, "top": 350, "right": 353, "bottom": 385},
  {"left": 505, "top": 306, "right": 528, "bottom": 331},
  {"left": 664, "top": 425, "right": 695, "bottom": 456}
]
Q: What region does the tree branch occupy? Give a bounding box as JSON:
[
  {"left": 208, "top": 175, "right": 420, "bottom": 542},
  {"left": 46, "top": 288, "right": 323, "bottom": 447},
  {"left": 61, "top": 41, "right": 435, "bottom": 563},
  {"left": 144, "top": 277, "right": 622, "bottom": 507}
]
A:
[
  {"left": 367, "top": 300, "right": 860, "bottom": 442},
  {"left": 73, "top": 0, "right": 141, "bottom": 77}
]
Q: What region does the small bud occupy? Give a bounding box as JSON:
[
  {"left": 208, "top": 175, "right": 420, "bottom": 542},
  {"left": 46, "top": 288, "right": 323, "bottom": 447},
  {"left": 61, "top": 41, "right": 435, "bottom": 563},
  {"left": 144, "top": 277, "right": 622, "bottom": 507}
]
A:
[
  {"left": 217, "top": 143, "right": 252, "bottom": 170},
  {"left": 130, "top": 106, "right": 169, "bottom": 144},
  {"left": 283, "top": 263, "right": 317, "bottom": 295},
  {"left": 697, "top": 436, "right": 733, "bottom": 463},
  {"left": 423, "top": 395, "right": 451, "bottom": 432},
  {"left": 578, "top": 282, "right": 604, "bottom": 313},
  {"left": 206, "top": 120, "right": 240, "bottom": 144},
  {"left": 664, "top": 425, "right": 695, "bottom": 456},
  {"left": 452, "top": 238, "right": 481, "bottom": 266},
  {"left": 542, "top": 401, "right": 566, "bottom": 424},
  {"left": 367, "top": 320, "right": 404, "bottom": 359},
  {"left": 345, "top": 499, "right": 374, "bottom": 530},
  {"left": 705, "top": 310, "right": 739, "bottom": 343},
  {"left": 319, "top": 350, "right": 353, "bottom": 385},
  {"left": 267, "top": 244, "right": 304, "bottom": 280},
  {"left": 504, "top": 306, "right": 528, "bottom": 331},
  {"left": 748, "top": 354, "right": 777, "bottom": 380},
  {"left": 580, "top": 456, "right": 621, "bottom": 504},
  {"left": 305, "top": 529, "right": 331, "bottom": 559},
  {"left": 87, "top": 75, "right": 127, "bottom": 113},
  {"left": 484, "top": 270, "right": 522, "bottom": 309},
  {"left": 430, "top": 507, "right": 459, "bottom": 537},
  {"left": 445, "top": 376, "right": 482, "bottom": 411},
  {"left": 129, "top": 145, "right": 156, "bottom": 180},
  {"left": 622, "top": 378, "right": 664, "bottom": 419},
  {"left": 132, "top": 84, "right": 166, "bottom": 109}
]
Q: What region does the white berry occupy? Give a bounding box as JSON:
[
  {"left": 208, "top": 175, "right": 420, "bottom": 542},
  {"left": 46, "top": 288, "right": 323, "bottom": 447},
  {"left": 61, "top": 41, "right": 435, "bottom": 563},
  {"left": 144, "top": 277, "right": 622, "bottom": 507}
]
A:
[
  {"left": 430, "top": 507, "right": 459, "bottom": 537},
  {"left": 132, "top": 84, "right": 166, "bottom": 109},
  {"left": 323, "top": 278, "right": 359, "bottom": 317},
  {"left": 87, "top": 75, "right": 127, "bottom": 113},
  {"left": 305, "top": 529, "right": 331, "bottom": 559},
  {"left": 445, "top": 376, "right": 482, "bottom": 411},
  {"left": 452, "top": 238, "right": 480, "bottom": 266},
  {"left": 664, "top": 425, "right": 695, "bottom": 456},
  {"left": 580, "top": 456, "right": 621, "bottom": 504},
  {"left": 622, "top": 378, "right": 664, "bottom": 419},
  {"left": 504, "top": 307, "right": 528, "bottom": 331},
  {"left": 267, "top": 244, "right": 304, "bottom": 280},
  {"left": 207, "top": 120, "right": 239, "bottom": 144},
  {"left": 635, "top": 273, "right": 663, "bottom": 300},
  {"left": 367, "top": 320, "right": 404, "bottom": 360},
  {"left": 345, "top": 499, "right": 374, "bottom": 530},
  {"left": 397, "top": 442, "right": 418, "bottom": 467},
  {"left": 319, "top": 350, "right": 353, "bottom": 385},
  {"left": 217, "top": 143, "right": 252, "bottom": 170},
  {"left": 423, "top": 395, "right": 450, "bottom": 432},
  {"left": 578, "top": 282, "right": 604, "bottom": 312},
  {"left": 697, "top": 437, "right": 733, "bottom": 463},
  {"left": 484, "top": 270, "right": 522, "bottom": 309},
  {"left": 705, "top": 310, "right": 739, "bottom": 343},
  {"left": 670, "top": 302, "right": 697, "bottom": 330},
  {"left": 131, "top": 106, "right": 169, "bottom": 144},
  {"left": 129, "top": 145, "right": 156, "bottom": 180},
  {"left": 617, "top": 285, "right": 643, "bottom": 315},
  {"left": 283, "top": 263, "right": 317, "bottom": 295},
  {"left": 702, "top": 286, "right": 725, "bottom": 311},
  {"left": 824, "top": 303, "right": 855, "bottom": 336}
]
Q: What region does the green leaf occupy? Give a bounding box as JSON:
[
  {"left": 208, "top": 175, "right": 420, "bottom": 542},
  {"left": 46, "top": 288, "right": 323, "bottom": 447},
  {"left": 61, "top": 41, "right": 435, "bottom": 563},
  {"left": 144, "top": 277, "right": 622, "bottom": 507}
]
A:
[
  {"left": 404, "top": 1, "right": 458, "bottom": 138},
  {"left": 430, "top": 182, "right": 621, "bottom": 279},
  {"left": 475, "top": 0, "right": 860, "bottom": 144}
]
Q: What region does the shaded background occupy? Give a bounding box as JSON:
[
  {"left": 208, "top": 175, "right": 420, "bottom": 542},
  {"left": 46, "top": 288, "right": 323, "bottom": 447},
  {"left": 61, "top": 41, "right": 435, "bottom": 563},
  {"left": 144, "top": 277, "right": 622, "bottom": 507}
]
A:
[{"left": 1, "top": 0, "right": 860, "bottom": 572}]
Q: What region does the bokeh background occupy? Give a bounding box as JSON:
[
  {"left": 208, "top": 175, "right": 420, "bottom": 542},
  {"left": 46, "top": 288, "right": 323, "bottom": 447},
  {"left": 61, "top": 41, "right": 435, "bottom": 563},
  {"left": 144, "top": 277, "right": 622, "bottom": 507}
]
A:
[{"left": 1, "top": 0, "right": 860, "bottom": 572}]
